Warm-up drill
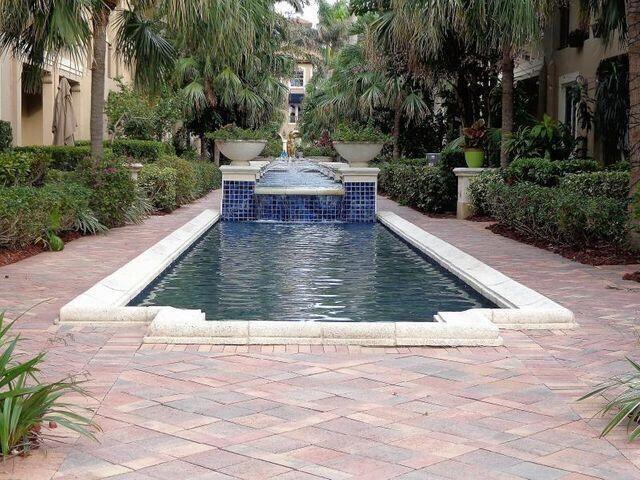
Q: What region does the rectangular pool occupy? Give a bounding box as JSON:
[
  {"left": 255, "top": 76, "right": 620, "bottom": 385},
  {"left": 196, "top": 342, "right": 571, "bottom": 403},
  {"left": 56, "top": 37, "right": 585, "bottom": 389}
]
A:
[{"left": 132, "top": 222, "right": 493, "bottom": 322}]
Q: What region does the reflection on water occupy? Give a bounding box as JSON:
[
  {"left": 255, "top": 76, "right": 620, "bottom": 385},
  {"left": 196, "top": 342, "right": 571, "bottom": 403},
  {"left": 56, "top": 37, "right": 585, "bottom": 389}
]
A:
[{"left": 134, "top": 222, "right": 493, "bottom": 322}]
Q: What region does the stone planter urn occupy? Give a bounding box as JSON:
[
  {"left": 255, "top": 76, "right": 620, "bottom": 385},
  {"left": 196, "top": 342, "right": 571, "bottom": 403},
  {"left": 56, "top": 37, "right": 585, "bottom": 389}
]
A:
[
  {"left": 215, "top": 139, "right": 267, "bottom": 166},
  {"left": 332, "top": 141, "right": 384, "bottom": 167}
]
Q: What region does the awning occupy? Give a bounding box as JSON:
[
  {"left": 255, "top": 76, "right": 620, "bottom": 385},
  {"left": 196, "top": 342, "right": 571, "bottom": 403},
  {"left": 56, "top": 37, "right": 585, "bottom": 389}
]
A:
[{"left": 289, "top": 93, "right": 304, "bottom": 104}]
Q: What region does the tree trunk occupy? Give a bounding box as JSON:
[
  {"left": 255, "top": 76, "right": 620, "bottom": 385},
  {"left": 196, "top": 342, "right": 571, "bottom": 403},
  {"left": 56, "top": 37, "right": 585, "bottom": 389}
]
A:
[
  {"left": 628, "top": 0, "right": 640, "bottom": 248},
  {"left": 500, "top": 46, "right": 515, "bottom": 168},
  {"left": 537, "top": 58, "right": 548, "bottom": 120},
  {"left": 392, "top": 99, "right": 403, "bottom": 160},
  {"left": 90, "top": 7, "right": 110, "bottom": 164},
  {"left": 455, "top": 72, "right": 473, "bottom": 128}
]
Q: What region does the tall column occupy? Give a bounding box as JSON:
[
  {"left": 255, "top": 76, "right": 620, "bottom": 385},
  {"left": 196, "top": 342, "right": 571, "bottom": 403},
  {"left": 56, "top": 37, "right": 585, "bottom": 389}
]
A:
[{"left": 41, "top": 72, "right": 55, "bottom": 145}]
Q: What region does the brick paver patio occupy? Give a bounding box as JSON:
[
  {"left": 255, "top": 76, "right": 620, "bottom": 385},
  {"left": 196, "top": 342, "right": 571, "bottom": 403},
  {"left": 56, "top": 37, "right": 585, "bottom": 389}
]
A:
[{"left": 1, "top": 190, "right": 640, "bottom": 479}]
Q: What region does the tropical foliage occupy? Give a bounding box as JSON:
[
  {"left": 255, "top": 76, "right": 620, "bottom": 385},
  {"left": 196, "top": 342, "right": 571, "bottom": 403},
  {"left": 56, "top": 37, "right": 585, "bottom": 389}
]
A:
[{"left": 0, "top": 312, "right": 99, "bottom": 456}]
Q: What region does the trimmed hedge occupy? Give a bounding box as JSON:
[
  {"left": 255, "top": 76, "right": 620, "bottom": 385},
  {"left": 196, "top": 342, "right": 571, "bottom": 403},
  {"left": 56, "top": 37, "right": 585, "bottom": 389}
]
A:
[
  {"left": 111, "top": 139, "right": 172, "bottom": 162},
  {"left": 192, "top": 161, "right": 221, "bottom": 196},
  {"left": 0, "top": 151, "right": 49, "bottom": 187},
  {"left": 156, "top": 156, "right": 197, "bottom": 205},
  {"left": 468, "top": 170, "right": 504, "bottom": 216},
  {"left": 0, "top": 121, "right": 12, "bottom": 152},
  {"left": 560, "top": 171, "right": 630, "bottom": 200},
  {"left": 84, "top": 162, "right": 137, "bottom": 228},
  {"left": 505, "top": 157, "right": 600, "bottom": 186},
  {"left": 14, "top": 145, "right": 91, "bottom": 171},
  {"left": 0, "top": 182, "right": 92, "bottom": 248},
  {"left": 139, "top": 165, "right": 178, "bottom": 212},
  {"left": 486, "top": 182, "right": 628, "bottom": 247}
]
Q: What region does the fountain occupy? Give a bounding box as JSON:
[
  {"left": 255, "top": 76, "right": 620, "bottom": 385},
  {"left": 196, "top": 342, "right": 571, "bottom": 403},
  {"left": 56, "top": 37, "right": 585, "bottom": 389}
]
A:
[{"left": 219, "top": 157, "right": 380, "bottom": 222}]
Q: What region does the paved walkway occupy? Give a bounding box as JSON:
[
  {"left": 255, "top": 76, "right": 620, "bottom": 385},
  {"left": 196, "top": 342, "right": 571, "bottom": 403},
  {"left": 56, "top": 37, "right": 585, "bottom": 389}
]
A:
[{"left": 1, "top": 191, "right": 640, "bottom": 479}]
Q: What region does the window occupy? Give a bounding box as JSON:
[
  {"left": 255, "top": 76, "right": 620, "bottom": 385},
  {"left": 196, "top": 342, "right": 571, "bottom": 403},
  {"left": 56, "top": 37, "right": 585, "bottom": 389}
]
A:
[
  {"left": 290, "top": 70, "right": 304, "bottom": 87},
  {"left": 563, "top": 82, "right": 579, "bottom": 137},
  {"left": 559, "top": 5, "right": 570, "bottom": 49},
  {"left": 289, "top": 104, "right": 299, "bottom": 124}
]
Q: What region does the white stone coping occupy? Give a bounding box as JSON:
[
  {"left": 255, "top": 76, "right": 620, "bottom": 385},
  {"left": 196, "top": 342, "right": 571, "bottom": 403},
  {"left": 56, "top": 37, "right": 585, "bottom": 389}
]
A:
[
  {"left": 220, "top": 165, "right": 261, "bottom": 182},
  {"left": 58, "top": 208, "right": 575, "bottom": 346},
  {"left": 144, "top": 310, "right": 502, "bottom": 347},
  {"left": 58, "top": 210, "right": 220, "bottom": 323},
  {"left": 453, "top": 167, "right": 494, "bottom": 177},
  {"left": 254, "top": 186, "right": 345, "bottom": 196},
  {"left": 378, "top": 211, "right": 576, "bottom": 329}
]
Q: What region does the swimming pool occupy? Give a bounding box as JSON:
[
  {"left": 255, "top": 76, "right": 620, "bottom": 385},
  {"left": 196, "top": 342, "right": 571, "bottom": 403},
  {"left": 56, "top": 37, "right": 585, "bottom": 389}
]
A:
[{"left": 133, "top": 222, "right": 493, "bottom": 322}]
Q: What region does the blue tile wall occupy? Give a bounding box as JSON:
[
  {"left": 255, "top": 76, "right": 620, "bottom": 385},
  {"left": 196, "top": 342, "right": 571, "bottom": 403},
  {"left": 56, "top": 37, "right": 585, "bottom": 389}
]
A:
[
  {"left": 222, "top": 181, "right": 377, "bottom": 222},
  {"left": 222, "top": 180, "right": 256, "bottom": 221},
  {"left": 342, "top": 182, "right": 376, "bottom": 222},
  {"left": 256, "top": 195, "right": 342, "bottom": 222}
]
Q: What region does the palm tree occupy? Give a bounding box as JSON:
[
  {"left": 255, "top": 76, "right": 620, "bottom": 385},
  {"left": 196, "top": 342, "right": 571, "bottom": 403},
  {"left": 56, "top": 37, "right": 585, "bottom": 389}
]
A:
[
  {"left": 313, "top": 40, "right": 428, "bottom": 159},
  {"left": 579, "top": 0, "right": 639, "bottom": 246},
  {"left": 378, "top": 0, "right": 552, "bottom": 166},
  {"left": 0, "top": 0, "right": 176, "bottom": 163},
  {"left": 317, "top": 0, "right": 352, "bottom": 63}
]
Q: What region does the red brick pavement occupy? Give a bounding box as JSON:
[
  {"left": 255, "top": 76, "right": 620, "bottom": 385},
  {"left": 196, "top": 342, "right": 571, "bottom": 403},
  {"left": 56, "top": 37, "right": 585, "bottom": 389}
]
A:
[{"left": 1, "top": 191, "right": 639, "bottom": 479}]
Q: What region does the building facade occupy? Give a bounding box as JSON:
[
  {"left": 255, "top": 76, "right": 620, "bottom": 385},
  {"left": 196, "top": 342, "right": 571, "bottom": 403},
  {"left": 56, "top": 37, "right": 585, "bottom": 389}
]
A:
[
  {"left": 515, "top": 0, "right": 627, "bottom": 162},
  {"left": 0, "top": 11, "right": 129, "bottom": 147},
  {"left": 279, "top": 61, "right": 314, "bottom": 149}
]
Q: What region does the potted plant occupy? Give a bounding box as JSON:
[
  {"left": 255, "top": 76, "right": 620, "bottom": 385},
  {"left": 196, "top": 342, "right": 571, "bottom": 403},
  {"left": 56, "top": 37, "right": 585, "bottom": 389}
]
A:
[
  {"left": 462, "top": 119, "right": 487, "bottom": 168},
  {"left": 206, "top": 125, "right": 268, "bottom": 166},
  {"left": 331, "top": 123, "right": 391, "bottom": 167},
  {"left": 568, "top": 29, "right": 589, "bottom": 48}
]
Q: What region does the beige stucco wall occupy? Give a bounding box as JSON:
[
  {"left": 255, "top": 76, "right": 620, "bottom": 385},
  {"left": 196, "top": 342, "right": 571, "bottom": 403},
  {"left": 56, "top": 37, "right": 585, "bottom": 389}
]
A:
[{"left": 0, "top": 10, "right": 130, "bottom": 147}]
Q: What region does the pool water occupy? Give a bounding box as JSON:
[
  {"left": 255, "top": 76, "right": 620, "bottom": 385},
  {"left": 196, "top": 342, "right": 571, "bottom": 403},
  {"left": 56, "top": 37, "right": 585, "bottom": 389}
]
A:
[
  {"left": 133, "top": 222, "right": 493, "bottom": 322},
  {"left": 257, "top": 161, "right": 339, "bottom": 188}
]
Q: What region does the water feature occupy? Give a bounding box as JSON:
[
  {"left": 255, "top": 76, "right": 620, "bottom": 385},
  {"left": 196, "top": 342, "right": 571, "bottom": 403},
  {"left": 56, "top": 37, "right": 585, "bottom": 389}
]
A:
[{"left": 133, "top": 222, "right": 493, "bottom": 322}]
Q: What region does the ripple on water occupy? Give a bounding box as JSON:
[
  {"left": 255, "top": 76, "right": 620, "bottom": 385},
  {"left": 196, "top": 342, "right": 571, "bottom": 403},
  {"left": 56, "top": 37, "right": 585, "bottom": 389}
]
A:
[{"left": 134, "top": 222, "right": 493, "bottom": 322}]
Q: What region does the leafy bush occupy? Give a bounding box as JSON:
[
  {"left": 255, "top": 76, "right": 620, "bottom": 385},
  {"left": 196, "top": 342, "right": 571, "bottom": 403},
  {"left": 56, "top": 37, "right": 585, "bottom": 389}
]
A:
[
  {"left": 506, "top": 157, "right": 601, "bottom": 186},
  {"left": 0, "top": 151, "right": 48, "bottom": 187},
  {"left": 379, "top": 163, "right": 456, "bottom": 214},
  {"left": 561, "top": 171, "right": 630, "bottom": 200},
  {"left": 486, "top": 182, "right": 628, "bottom": 247},
  {"left": 0, "top": 182, "right": 93, "bottom": 248},
  {"left": 264, "top": 138, "right": 284, "bottom": 157},
  {"left": 506, "top": 115, "right": 576, "bottom": 160},
  {"left": 156, "top": 156, "right": 197, "bottom": 205},
  {"left": 111, "top": 139, "right": 170, "bottom": 162},
  {"left": 0, "top": 312, "right": 99, "bottom": 456},
  {"left": 84, "top": 162, "right": 137, "bottom": 228},
  {"left": 206, "top": 125, "right": 270, "bottom": 141},
  {"left": 15, "top": 145, "right": 91, "bottom": 171},
  {"left": 191, "top": 161, "right": 221, "bottom": 196},
  {"left": 0, "top": 121, "right": 12, "bottom": 152},
  {"left": 139, "top": 164, "right": 178, "bottom": 212},
  {"left": 469, "top": 170, "right": 504, "bottom": 216},
  {"left": 332, "top": 123, "right": 391, "bottom": 143},
  {"left": 302, "top": 145, "right": 336, "bottom": 157}
]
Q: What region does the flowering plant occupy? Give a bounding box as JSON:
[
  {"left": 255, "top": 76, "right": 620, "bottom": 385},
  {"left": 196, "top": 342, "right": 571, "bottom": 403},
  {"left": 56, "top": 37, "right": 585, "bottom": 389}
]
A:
[{"left": 462, "top": 119, "right": 487, "bottom": 149}]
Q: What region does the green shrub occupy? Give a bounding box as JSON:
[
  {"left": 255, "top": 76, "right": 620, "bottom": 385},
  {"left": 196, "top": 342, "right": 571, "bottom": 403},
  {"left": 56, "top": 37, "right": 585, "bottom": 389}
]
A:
[
  {"left": 264, "top": 138, "right": 284, "bottom": 157},
  {"left": 86, "top": 162, "right": 137, "bottom": 228},
  {"left": 608, "top": 160, "right": 630, "bottom": 171},
  {"left": 0, "top": 182, "right": 92, "bottom": 248},
  {"left": 302, "top": 145, "right": 335, "bottom": 157},
  {"left": 156, "top": 156, "right": 197, "bottom": 205},
  {"left": 0, "top": 152, "right": 46, "bottom": 186},
  {"left": 0, "top": 121, "right": 12, "bottom": 152},
  {"left": 191, "top": 161, "right": 221, "bottom": 196},
  {"left": 506, "top": 158, "right": 558, "bottom": 186},
  {"left": 555, "top": 159, "right": 600, "bottom": 176},
  {"left": 111, "top": 139, "right": 169, "bottom": 162},
  {"left": 332, "top": 123, "right": 391, "bottom": 143},
  {"left": 469, "top": 170, "right": 504, "bottom": 216},
  {"left": 206, "top": 125, "right": 270, "bottom": 141},
  {"left": 15, "top": 145, "right": 90, "bottom": 171},
  {"left": 560, "top": 171, "right": 630, "bottom": 200},
  {"left": 486, "top": 182, "right": 628, "bottom": 248},
  {"left": 379, "top": 163, "right": 456, "bottom": 214},
  {"left": 139, "top": 164, "right": 178, "bottom": 212}
]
